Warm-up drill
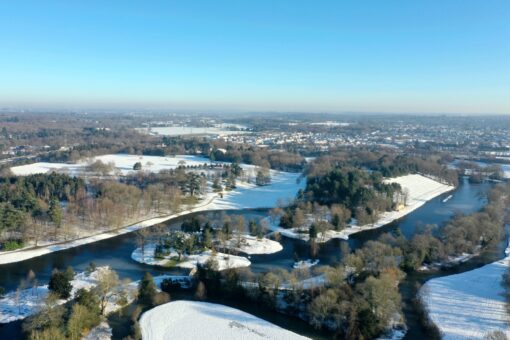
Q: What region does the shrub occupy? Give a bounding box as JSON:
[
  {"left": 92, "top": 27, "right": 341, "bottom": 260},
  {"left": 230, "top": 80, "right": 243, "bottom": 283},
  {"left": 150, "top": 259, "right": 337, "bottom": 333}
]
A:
[
  {"left": 1, "top": 240, "right": 24, "bottom": 251},
  {"left": 48, "top": 271, "right": 72, "bottom": 299},
  {"left": 138, "top": 272, "right": 157, "bottom": 305}
]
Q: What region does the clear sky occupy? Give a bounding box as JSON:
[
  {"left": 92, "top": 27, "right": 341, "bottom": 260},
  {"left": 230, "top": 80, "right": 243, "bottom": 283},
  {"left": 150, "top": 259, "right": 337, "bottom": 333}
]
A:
[{"left": 1, "top": 1, "right": 509, "bottom": 114}]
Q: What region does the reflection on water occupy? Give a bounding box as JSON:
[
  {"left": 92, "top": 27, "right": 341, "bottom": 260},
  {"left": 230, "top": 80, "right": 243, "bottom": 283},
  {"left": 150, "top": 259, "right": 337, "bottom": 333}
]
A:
[{"left": 0, "top": 178, "right": 496, "bottom": 339}]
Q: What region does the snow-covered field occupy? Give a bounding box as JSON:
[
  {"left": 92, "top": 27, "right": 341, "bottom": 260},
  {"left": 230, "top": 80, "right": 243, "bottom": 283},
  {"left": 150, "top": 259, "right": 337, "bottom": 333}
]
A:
[
  {"left": 269, "top": 174, "right": 454, "bottom": 242},
  {"left": 205, "top": 169, "right": 304, "bottom": 210},
  {"left": 131, "top": 244, "right": 251, "bottom": 271},
  {"left": 139, "top": 301, "right": 310, "bottom": 340},
  {"left": 84, "top": 321, "right": 112, "bottom": 340},
  {"left": 11, "top": 154, "right": 304, "bottom": 208},
  {"left": 421, "top": 246, "right": 510, "bottom": 339},
  {"left": 225, "top": 235, "right": 283, "bottom": 255},
  {"left": 2, "top": 154, "right": 303, "bottom": 265},
  {"left": 10, "top": 154, "right": 213, "bottom": 176},
  {"left": 140, "top": 126, "right": 249, "bottom": 137}
]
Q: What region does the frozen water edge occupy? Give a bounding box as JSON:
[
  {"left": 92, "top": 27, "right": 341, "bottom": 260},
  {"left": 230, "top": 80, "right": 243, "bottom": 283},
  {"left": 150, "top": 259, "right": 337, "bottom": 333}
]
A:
[
  {"left": 1, "top": 154, "right": 303, "bottom": 265},
  {"left": 420, "top": 240, "right": 510, "bottom": 339}
]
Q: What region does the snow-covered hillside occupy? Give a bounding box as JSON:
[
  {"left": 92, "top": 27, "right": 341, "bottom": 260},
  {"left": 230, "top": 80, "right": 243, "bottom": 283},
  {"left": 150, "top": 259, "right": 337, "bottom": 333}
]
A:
[
  {"left": 421, "top": 249, "right": 510, "bottom": 339},
  {"left": 140, "top": 301, "right": 310, "bottom": 340}
]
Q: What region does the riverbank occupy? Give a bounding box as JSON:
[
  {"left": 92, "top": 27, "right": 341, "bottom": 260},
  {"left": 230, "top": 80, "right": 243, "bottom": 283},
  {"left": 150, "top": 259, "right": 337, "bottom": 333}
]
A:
[
  {"left": 269, "top": 174, "right": 455, "bottom": 242},
  {"left": 420, "top": 241, "right": 510, "bottom": 339},
  {"left": 131, "top": 245, "right": 251, "bottom": 271},
  {"left": 0, "top": 195, "right": 219, "bottom": 265},
  {"left": 2, "top": 155, "right": 303, "bottom": 265}
]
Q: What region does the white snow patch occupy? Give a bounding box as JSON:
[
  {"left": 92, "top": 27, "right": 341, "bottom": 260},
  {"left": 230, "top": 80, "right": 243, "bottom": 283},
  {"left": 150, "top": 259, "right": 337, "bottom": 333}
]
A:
[
  {"left": 421, "top": 245, "right": 510, "bottom": 339},
  {"left": 225, "top": 235, "right": 283, "bottom": 255},
  {"left": 84, "top": 321, "right": 112, "bottom": 340},
  {"left": 139, "top": 301, "right": 310, "bottom": 340},
  {"left": 131, "top": 245, "right": 251, "bottom": 271},
  {"left": 10, "top": 154, "right": 214, "bottom": 176},
  {"left": 293, "top": 259, "right": 319, "bottom": 269}
]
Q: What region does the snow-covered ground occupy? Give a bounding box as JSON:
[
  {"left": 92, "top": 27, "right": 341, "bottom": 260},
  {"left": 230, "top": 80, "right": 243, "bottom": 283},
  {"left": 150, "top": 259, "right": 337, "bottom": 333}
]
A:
[
  {"left": 0, "top": 267, "right": 125, "bottom": 324},
  {"left": 225, "top": 235, "right": 283, "bottom": 255},
  {"left": 140, "top": 126, "right": 249, "bottom": 137},
  {"left": 269, "top": 174, "right": 454, "bottom": 242},
  {"left": 84, "top": 321, "right": 112, "bottom": 340},
  {"left": 1, "top": 155, "right": 303, "bottom": 265},
  {"left": 421, "top": 245, "right": 510, "bottom": 339},
  {"left": 10, "top": 154, "right": 214, "bottom": 176},
  {"left": 293, "top": 259, "right": 319, "bottom": 269},
  {"left": 139, "top": 301, "right": 310, "bottom": 340},
  {"left": 131, "top": 244, "right": 251, "bottom": 271},
  {"left": 11, "top": 154, "right": 304, "bottom": 208},
  {"left": 205, "top": 169, "right": 304, "bottom": 210}
]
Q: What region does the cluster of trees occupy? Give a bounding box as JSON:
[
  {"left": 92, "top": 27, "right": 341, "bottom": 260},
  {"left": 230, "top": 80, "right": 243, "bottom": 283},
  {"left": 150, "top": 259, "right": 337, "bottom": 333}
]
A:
[
  {"left": 191, "top": 237, "right": 404, "bottom": 339},
  {"left": 22, "top": 264, "right": 129, "bottom": 340},
  {"left": 0, "top": 173, "right": 85, "bottom": 248},
  {"left": 161, "top": 136, "right": 304, "bottom": 171},
  {"left": 305, "top": 167, "right": 404, "bottom": 219},
  {"left": 0, "top": 171, "right": 186, "bottom": 249},
  {"left": 306, "top": 150, "right": 458, "bottom": 186},
  {"left": 148, "top": 214, "right": 269, "bottom": 264},
  {"left": 456, "top": 160, "right": 504, "bottom": 183}
]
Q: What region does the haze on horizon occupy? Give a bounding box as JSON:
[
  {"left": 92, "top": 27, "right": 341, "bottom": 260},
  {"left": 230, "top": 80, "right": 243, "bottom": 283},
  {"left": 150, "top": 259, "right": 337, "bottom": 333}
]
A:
[{"left": 1, "top": 1, "right": 509, "bottom": 115}]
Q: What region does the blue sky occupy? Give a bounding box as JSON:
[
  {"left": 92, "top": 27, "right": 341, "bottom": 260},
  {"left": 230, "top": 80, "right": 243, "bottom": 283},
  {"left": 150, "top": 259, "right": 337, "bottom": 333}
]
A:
[{"left": 0, "top": 1, "right": 509, "bottom": 113}]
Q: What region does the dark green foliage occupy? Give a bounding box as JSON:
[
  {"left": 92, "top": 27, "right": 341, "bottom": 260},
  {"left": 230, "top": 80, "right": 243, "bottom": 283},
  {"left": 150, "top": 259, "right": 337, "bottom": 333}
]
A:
[
  {"left": 181, "top": 217, "right": 201, "bottom": 233},
  {"left": 138, "top": 272, "right": 157, "bottom": 306},
  {"left": 306, "top": 167, "right": 400, "bottom": 210},
  {"left": 160, "top": 278, "right": 182, "bottom": 293},
  {"left": 74, "top": 288, "right": 100, "bottom": 315},
  {"left": 309, "top": 223, "right": 318, "bottom": 239},
  {"left": 1, "top": 239, "right": 24, "bottom": 250},
  {"left": 133, "top": 162, "right": 142, "bottom": 170},
  {"left": 0, "top": 173, "right": 85, "bottom": 236},
  {"left": 48, "top": 270, "right": 73, "bottom": 299},
  {"left": 48, "top": 197, "right": 62, "bottom": 227},
  {"left": 64, "top": 266, "right": 75, "bottom": 281}
]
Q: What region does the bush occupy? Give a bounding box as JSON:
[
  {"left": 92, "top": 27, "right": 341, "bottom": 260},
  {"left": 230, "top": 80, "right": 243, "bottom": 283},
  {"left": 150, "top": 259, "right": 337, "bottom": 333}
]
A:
[
  {"left": 74, "top": 288, "right": 100, "bottom": 315},
  {"left": 160, "top": 278, "right": 182, "bottom": 293},
  {"left": 64, "top": 266, "right": 75, "bottom": 281},
  {"left": 151, "top": 291, "right": 170, "bottom": 306},
  {"left": 1, "top": 240, "right": 24, "bottom": 251},
  {"left": 138, "top": 272, "right": 157, "bottom": 305},
  {"left": 133, "top": 162, "right": 142, "bottom": 170},
  {"left": 48, "top": 271, "right": 73, "bottom": 299},
  {"left": 85, "top": 262, "right": 97, "bottom": 275}
]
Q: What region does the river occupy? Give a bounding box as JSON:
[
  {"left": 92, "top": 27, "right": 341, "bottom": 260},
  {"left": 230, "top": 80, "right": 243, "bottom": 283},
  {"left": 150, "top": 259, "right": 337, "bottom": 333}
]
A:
[{"left": 0, "top": 177, "right": 498, "bottom": 339}]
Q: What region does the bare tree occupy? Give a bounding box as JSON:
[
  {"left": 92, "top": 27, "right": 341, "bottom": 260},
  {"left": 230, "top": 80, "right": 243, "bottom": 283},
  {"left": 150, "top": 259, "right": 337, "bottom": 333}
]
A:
[{"left": 94, "top": 268, "right": 124, "bottom": 315}]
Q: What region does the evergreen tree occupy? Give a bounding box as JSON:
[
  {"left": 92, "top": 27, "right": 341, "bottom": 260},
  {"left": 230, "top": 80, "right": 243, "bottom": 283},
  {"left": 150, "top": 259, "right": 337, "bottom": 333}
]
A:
[
  {"left": 48, "top": 270, "right": 72, "bottom": 299},
  {"left": 138, "top": 272, "right": 157, "bottom": 306},
  {"left": 48, "top": 198, "right": 62, "bottom": 228}
]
